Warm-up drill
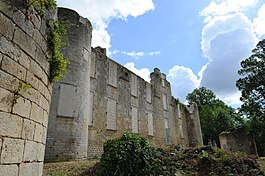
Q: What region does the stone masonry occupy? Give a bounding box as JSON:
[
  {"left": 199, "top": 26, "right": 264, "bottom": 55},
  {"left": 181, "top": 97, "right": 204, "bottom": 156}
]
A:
[
  {"left": 0, "top": 1, "right": 203, "bottom": 172},
  {"left": 219, "top": 127, "right": 258, "bottom": 156},
  {"left": 0, "top": 0, "right": 54, "bottom": 175},
  {"left": 45, "top": 8, "right": 92, "bottom": 161},
  {"left": 45, "top": 7, "right": 203, "bottom": 161},
  {"left": 86, "top": 48, "right": 203, "bottom": 158}
]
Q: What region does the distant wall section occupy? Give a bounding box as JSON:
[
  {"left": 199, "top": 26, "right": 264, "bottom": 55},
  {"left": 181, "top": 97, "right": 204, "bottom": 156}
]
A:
[
  {"left": 88, "top": 47, "right": 203, "bottom": 158},
  {"left": 219, "top": 127, "right": 258, "bottom": 155}
]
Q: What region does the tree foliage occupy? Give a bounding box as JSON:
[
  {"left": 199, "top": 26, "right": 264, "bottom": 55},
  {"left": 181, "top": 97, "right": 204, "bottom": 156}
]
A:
[
  {"left": 236, "top": 39, "right": 265, "bottom": 156},
  {"left": 186, "top": 87, "right": 243, "bottom": 146}
]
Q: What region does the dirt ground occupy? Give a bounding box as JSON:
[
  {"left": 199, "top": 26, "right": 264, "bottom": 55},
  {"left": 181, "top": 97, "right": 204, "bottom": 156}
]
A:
[
  {"left": 43, "top": 160, "right": 99, "bottom": 176},
  {"left": 43, "top": 156, "right": 265, "bottom": 176}
]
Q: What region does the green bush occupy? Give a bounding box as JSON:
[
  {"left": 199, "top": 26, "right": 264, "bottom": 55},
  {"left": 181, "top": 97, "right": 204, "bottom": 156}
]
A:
[{"left": 99, "top": 133, "right": 157, "bottom": 176}]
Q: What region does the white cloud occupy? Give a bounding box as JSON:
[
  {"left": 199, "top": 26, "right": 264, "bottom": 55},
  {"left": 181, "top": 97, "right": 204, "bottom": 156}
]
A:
[
  {"left": 109, "top": 50, "right": 161, "bottom": 59},
  {"left": 149, "top": 51, "right": 161, "bottom": 56},
  {"left": 201, "top": 13, "right": 255, "bottom": 58},
  {"left": 124, "top": 62, "right": 151, "bottom": 82},
  {"left": 167, "top": 66, "right": 200, "bottom": 102},
  {"left": 124, "top": 51, "right": 145, "bottom": 58},
  {"left": 199, "top": 0, "right": 260, "bottom": 106},
  {"left": 219, "top": 91, "right": 242, "bottom": 107},
  {"left": 253, "top": 4, "right": 265, "bottom": 37},
  {"left": 57, "top": 0, "right": 155, "bottom": 50},
  {"left": 200, "top": 0, "right": 258, "bottom": 18}
]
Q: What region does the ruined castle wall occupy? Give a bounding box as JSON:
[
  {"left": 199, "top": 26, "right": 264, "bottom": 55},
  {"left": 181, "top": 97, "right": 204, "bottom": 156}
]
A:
[
  {"left": 186, "top": 104, "right": 203, "bottom": 147},
  {"left": 88, "top": 48, "right": 203, "bottom": 158},
  {"left": 43, "top": 8, "right": 202, "bottom": 161},
  {"left": 219, "top": 127, "right": 258, "bottom": 155},
  {"left": 45, "top": 8, "right": 92, "bottom": 162},
  {"left": 0, "top": 1, "right": 54, "bottom": 175}
]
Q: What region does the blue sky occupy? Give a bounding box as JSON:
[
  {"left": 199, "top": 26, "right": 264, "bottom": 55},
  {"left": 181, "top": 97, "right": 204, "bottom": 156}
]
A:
[{"left": 57, "top": 0, "right": 265, "bottom": 106}]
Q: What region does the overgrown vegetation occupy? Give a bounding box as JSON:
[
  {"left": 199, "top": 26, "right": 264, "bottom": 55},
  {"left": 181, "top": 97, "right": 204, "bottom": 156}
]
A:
[
  {"left": 84, "top": 133, "right": 264, "bottom": 176},
  {"left": 47, "top": 20, "right": 69, "bottom": 83},
  {"left": 27, "top": 0, "right": 57, "bottom": 15},
  {"left": 98, "top": 133, "right": 157, "bottom": 176},
  {"left": 24, "top": 0, "right": 69, "bottom": 83}
]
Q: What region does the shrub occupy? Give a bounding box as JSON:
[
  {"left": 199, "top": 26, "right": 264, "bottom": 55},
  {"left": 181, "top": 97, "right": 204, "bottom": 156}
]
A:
[{"left": 99, "top": 133, "right": 157, "bottom": 176}]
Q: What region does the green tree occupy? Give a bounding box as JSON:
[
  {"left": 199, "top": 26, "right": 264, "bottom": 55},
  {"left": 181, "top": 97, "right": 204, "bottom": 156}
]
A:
[
  {"left": 236, "top": 39, "right": 265, "bottom": 156},
  {"left": 186, "top": 87, "right": 243, "bottom": 146}
]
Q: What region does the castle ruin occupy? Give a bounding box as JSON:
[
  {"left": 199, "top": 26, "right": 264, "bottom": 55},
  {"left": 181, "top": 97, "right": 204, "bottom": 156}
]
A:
[
  {"left": 0, "top": 2, "right": 203, "bottom": 175},
  {"left": 44, "top": 8, "right": 203, "bottom": 161}
]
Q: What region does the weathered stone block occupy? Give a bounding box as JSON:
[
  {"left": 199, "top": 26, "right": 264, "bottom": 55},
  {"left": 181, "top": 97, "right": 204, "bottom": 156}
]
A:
[
  {"left": 0, "top": 112, "right": 22, "bottom": 138},
  {"left": 18, "top": 50, "right": 30, "bottom": 69},
  {"left": 1, "top": 55, "right": 26, "bottom": 80},
  {"left": 31, "top": 12, "right": 41, "bottom": 30},
  {"left": 13, "top": 97, "right": 31, "bottom": 118},
  {"left": 38, "top": 80, "right": 46, "bottom": 96},
  {"left": 22, "top": 87, "right": 40, "bottom": 105},
  {"left": 42, "top": 126, "right": 47, "bottom": 144},
  {"left": 23, "top": 140, "right": 37, "bottom": 162},
  {"left": 36, "top": 143, "right": 45, "bottom": 162},
  {"left": 22, "top": 119, "right": 35, "bottom": 140},
  {"left": 43, "top": 110, "right": 48, "bottom": 127},
  {"left": 26, "top": 71, "right": 39, "bottom": 90},
  {"left": 19, "top": 162, "right": 41, "bottom": 176},
  {"left": 40, "top": 19, "right": 47, "bottom": 37},
  {"left": 13, "top": 10, "right": 34, "bottom": 36},
  {"left": 0, "top": 87, "right": 13, "bottom": 112},
  {"left": 30, "top": 103, "right": 43, "bottom": 124},
  {"left": 0, "top": 165, "right": 18, "bottom": 176},
  {"left": 0, "top": 1, "right": 13, "bottom": 18},
  {"left": 0, "top": 36, "right": 20, "bottom": 60},
  {"left": 34, "top": 123, "right": 43, "bottom": 143},
  {"left": 0, "top": 70, "right": 20, "bottom": 92},
  {"left": 1, "top": 138, "right": 24, "bottom": 164},
  {"left": 0, "top": 138, "right": 2, "bottom": 155},
  {"left": 39, "top": 94, "right": 49, "bottom": 112},
  {"left": 44, "top": 85, "right": 51, "bottom": 102},
  {"left": 29, "top": 59, "right": 44, "bottom": 83},
  {"left": 33, "top": 30, "right": 43, "bottom": 49},
  {"left": 13, "top": 27, "right": 36, "bottom": 58},
  {"left": 0, "top": 12, "right": 15, "bottom": 40}
]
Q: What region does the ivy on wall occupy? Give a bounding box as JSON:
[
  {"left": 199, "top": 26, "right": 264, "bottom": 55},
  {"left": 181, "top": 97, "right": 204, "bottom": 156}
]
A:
[
  {"left": 26, "top": 0, "right": 69, "bottom": 83},
  {"left": 47, "top": 20, "right": 69, "bottom": 83}
]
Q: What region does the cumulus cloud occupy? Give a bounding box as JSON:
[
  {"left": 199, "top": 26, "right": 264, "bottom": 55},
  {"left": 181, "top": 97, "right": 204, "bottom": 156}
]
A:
[
  {"left": 167, "top": 66, "right": 201, "bottom": 103},
  {"left": 57, "top": 0, "right": 155, "bottom": 49},
  {"left": 198, "top": 1, "right": 260, "bottom": 106},
  {"left": 253, "top": 4, "right": 265, "bottom": 37},
  {"left": 110, "top": 50, "right": 161, "bottom": 59},
  {"left": 200, "top": 0, "right": 258, "bottom": 19},
  {"left": 124, "top": 62, "right": 151, "bottom": 82},
  {"left": 201, "top": 13, "right": 255, "bottom": 59}
]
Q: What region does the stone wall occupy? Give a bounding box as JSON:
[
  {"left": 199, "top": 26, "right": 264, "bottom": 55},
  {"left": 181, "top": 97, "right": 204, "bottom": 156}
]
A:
[
  {"left": 45, "top": 8, "right": 92, "bottom": 162},
  {"left": 45, "top": 8, "right": 203, "bottom": 161},
  {"left": 219, "top": 127, "right": 258, "bottom": 155},
  {"left": 0, "top": 0, "right": 54, "bottom": 175},
  {"left": 87, "top": 47, "right": 203, "bottom": 158}
]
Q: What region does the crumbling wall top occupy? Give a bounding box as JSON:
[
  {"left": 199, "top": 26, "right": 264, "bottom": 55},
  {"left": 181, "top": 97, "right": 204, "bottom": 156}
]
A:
[{"left": 93, "top": 46, "right": 107, "bottom": 56}]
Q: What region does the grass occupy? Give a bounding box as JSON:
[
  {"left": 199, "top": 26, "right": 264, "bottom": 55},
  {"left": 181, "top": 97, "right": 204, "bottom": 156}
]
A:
[
  {"left": 43, "top": 160, "right": 99, "bottom": 176},
  {"left": 258, "top": 157, "right": 265, "bottom": 173}
]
